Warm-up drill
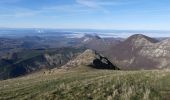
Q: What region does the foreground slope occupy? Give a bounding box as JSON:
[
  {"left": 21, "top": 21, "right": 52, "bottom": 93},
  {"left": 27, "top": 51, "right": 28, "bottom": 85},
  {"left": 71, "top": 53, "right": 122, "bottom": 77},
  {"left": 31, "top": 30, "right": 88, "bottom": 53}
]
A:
[{"left": 0, "top": 69, "right": 170, "bottom": 100}]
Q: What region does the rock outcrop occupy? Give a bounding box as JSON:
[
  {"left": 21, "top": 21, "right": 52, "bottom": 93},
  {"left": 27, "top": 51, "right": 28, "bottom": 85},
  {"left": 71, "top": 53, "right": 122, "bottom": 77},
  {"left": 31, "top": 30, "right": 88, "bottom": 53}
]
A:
[
  {"left": 61, "top": 49, "right": 119, "bottom": 70},
  {"left": 107, "top": 34, "right": 170, "bottom": 69}
]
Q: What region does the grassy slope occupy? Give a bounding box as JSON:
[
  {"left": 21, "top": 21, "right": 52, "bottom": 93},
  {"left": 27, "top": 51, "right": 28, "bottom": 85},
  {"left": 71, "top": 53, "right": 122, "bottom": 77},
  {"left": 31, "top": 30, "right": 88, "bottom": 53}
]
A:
[{"left": 0, "top": 67, "right": 170, "bottom": 100}]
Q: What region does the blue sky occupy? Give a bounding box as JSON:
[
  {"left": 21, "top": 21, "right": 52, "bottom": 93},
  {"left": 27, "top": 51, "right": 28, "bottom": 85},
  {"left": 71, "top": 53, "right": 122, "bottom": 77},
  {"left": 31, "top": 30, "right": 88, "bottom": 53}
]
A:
[{"left": 0, "top": 0, "right": 170, "bottom": 30}]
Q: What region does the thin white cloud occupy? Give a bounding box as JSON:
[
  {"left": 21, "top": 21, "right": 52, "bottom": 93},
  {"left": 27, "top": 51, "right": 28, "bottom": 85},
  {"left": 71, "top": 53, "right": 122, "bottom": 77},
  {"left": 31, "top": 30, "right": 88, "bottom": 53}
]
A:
[
  {"left": 0, "top": 0, "right": 127, "bottom": 18},
  {"left": 76, "top": 0, "right": 125, "bottom": 8},
  {"left": 0, "top": 0, "right": 132, "bottom": 18},
  {"left": 75, "top": 0, "right": 127, "bottom": 14},
  {"left": 43, "top": 4, "right": 92, "bottom": 13},
  {"left": 76, "top": 0, "right": 99, "bottom": 8}
]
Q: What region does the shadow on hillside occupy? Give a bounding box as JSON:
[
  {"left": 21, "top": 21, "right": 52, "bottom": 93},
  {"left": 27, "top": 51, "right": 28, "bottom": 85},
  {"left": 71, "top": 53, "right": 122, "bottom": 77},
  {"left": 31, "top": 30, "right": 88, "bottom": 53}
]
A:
[{"left": 88, "top": 55, "right": 120, "bottom": 70}]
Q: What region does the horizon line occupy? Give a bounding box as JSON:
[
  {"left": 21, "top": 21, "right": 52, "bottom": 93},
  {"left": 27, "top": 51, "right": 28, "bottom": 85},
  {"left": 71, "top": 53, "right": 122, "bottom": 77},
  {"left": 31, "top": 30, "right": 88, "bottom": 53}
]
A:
[{"left": 1, "top": 27, "right": 170, "bottom": 32}]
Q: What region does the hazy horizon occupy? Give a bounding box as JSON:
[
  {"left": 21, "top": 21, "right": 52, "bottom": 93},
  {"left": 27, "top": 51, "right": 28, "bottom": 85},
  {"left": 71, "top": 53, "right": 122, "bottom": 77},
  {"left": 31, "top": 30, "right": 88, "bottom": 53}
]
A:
[{"left": 1, "top": 28, "right": 170, "bottom": 38}]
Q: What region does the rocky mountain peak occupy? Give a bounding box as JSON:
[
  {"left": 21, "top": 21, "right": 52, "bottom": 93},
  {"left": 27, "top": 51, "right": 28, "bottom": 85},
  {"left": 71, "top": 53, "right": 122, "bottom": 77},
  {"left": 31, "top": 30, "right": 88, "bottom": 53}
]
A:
[
  {"left": 61, "top": 49, "right": 119, "bottom": 70},
  {"left": 127, "top": 34, "right": 158, "bottom": 43},
  {"left": 106, "top": 34, "right": 170, "bottom": 69},
  {"left": 124, "top": 34, "right": 158, "bottom": 47}
]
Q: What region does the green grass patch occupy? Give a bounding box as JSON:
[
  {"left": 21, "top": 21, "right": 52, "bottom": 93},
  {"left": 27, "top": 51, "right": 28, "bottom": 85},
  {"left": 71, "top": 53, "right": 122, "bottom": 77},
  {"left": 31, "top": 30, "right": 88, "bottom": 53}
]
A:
[{"left": 0, "top": 70, "right": 170, "bottom": 100}]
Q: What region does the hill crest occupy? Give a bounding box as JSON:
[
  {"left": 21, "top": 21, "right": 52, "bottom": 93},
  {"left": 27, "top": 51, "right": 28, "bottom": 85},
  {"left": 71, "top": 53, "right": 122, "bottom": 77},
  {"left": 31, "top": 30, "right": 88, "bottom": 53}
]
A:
[{"left": 61, "top": 49, "right": 119, "bottom": 70}]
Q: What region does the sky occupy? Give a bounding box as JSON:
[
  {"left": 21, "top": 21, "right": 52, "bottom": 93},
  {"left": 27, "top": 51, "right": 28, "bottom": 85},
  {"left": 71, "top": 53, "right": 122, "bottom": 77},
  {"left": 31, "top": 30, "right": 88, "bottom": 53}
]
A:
[{"left": 0, "top": 0, "right": 170, "bottom": 30}]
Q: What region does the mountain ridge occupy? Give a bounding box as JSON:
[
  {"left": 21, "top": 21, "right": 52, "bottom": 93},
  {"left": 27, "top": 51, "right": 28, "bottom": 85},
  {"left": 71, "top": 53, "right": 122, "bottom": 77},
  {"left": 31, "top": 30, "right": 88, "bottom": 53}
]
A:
[
  {"left": 61, "top": 49, "right": 119, "bottom": 70},
  {"left": 105, "top": 34, "right": 170, "bottom": 70}
]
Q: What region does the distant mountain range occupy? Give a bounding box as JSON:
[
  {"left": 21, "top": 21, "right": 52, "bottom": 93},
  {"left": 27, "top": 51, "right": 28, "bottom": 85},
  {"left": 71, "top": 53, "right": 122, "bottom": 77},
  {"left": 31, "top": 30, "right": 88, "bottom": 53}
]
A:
[
  {"left": 1, "top": 28, "right": 170, "bottom": 38},
  {"left": 0, "top": 33, "right": 121, "bottom": 58},
  {"left": 1, "top": 32, "right": 170, "bottom": 80}
]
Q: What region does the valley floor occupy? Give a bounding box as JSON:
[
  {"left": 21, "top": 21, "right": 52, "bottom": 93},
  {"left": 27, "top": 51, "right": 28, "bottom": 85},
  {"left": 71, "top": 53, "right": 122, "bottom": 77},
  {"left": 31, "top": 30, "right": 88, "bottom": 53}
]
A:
[{"left": 0, "top": 68, "right": 170, "bottom": 100}]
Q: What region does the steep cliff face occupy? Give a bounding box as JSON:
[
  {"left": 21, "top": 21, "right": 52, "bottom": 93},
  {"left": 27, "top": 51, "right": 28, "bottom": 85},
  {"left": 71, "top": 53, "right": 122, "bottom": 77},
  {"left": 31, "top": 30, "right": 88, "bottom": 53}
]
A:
[
  {"left": 61, "top": 49, "right": 119, "bottom": 70},
  {"left": 138, "top": 38, "right": 170, "bottom": 69},
  {"left": 107, "top": 34, "right": 170, "bottom": 70}
]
